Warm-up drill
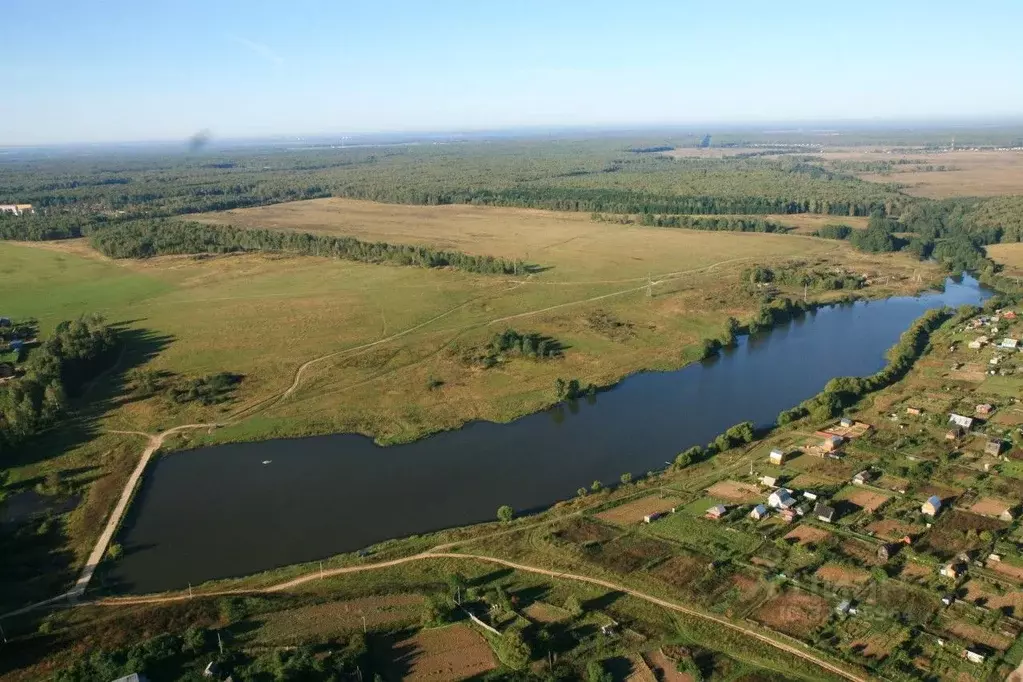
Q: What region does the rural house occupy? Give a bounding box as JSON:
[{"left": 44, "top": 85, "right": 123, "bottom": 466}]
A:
[
  {"left": 975, "top": 403, "right": 994, "bottom": 416},
  {"left": 749, "top": 504, "right": 768, "bottom": 520},
  {"left": 1002, "top": 338, "right": 1019, "bottom": 349},
  {"left": 985, "top": 440, "right": 1005, "bottom": 456},
  {"left": 852, "top": 470, "right": 873, "bottom": 486},
  {"left": 922, "top": 495, "right": 942, "bottom": 517},
  {"left": 948, "top": 413, "right": 974, "bottom": 430},
  {"left": 968, "top": 340, "right": 984, "bottom": 349},
  {"left": 768, "top": 489, "right": 796, "bottom": 510},
  {"left": 768, "top": 449, "right": 786, "bottom": 465},
  {"left": 814, "top": 503, "right": 836, "bottom": 523},
  {"left": 840, "top": 417, "right": 853, "bottom": 428},
  {"left": 940, "top": 561, "right": 965, "bottom": 579},
  {"left": 706, "top": 504, "right": 727, "bottom": 520}
]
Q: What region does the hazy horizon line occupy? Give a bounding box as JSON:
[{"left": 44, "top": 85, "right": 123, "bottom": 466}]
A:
[{"left": 4, "top": 115, "right": 1023, "bottom": 151}]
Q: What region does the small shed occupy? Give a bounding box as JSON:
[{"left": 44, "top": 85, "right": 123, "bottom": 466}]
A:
[
  {"left": 706, "top": 504, "right": 727, "bottom": 520},
  {"left": 814, "top": 503, "right": 836, "bottom": 523},
  {"left": 906, "top": 406, "right": 922, "bottom": 416},
  {"left": 922, "top": 495, "right": 942, "bottom": 517},
  {"left": 985, "top": 440, "right": 1004, "bottom": 456},
  {"left": 946, "top": 426, "right": 964, "bottom": 441},
  {"left": 975, "top": 403, "right": 994, "bottom": 416},
  {"left": 839, "top": 417, "right": 853, "bottom": 428},
  {"left": 852, "top": 470, "right": 873, "bottom": 485},
  {"left": 948, "top": 413, "right": 974, "bottom": 429},
  {"left": 965, "top": 648, "right": 986, "bottom": 664},
  {"left": 836, "top": 599, "right": 851, "bottom": 615},
  {"left": 760, "top": 475, "right": 778, "bottom": 487},
  {"left": 644, "top": 511, "right": 667, "bottom": 524},
  {"left": 1002, "top": 338, "right": 1019, "bottom": 349},
  {"left": 768, "top": 449, "right": 786, "bottom": 465},
  {"left": 877, "top": 543, "right": 899, "bottom": 562},
  {"left": 802, "top": 491, "right": 818, "bottom": 501},
  {"left": 941, "top": 594, "right": 956, "bottom": 606},
  {"left": 968, "top": 340, "right": 983, "bottom": 349},
  {"left": 749, "top": 504, "right": 768, "bottom": 520}
]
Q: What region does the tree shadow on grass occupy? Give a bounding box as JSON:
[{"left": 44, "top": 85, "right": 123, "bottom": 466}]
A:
[{"left": 0, "top": 325, "right": 174, "bottom": 615}]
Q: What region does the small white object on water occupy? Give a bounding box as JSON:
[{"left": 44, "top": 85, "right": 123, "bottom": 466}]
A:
[{"left": 262, "top": 460, "right": 272, "bottom": 465}]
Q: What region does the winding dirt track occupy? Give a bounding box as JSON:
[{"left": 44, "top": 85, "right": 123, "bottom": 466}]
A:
[{"left": 87, "top": 550, "right": 866, "bottom": 682}]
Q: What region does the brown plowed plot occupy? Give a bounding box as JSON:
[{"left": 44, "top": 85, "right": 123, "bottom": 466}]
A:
[
  {"left": 522, "top": 602, "right": 569, "bottom": 624},
  {"left": 899, "top": 562, "right": 934, "bottom": 582},
  {"left": 866, "top": 519, "right": 922, "bottom": 541},
  {"left": 839, "top": 488, "right": 891, "bottom": 512},
  {"left": 705, "top": 480, "right": 762, "bottom": 503},
  {"left": 913, "top": 483, "right": 962, "bottom": 502},
  {"left": 962, "top": 580, "right": 1023, "bottom": 614},
  {"left": 787, "top": 472, "right": 842, "bottom": 489},
  {"left": 643, "top": 649, "right": 694, "bottom": 682},
  {"left": 944, "top": 620, "right": 1013, "bottom": 651},
  {"left": 840, "top": 538, "right": 884, "bottom": 567},
  {"left": 876, "top": 474, "right": 910, "bottom": 492},
  {"left": 969, "top": 497, "right": 1012, "bottom": 518},
  {"left": 988, "top": 558, "right": 1023, "bottom": 583},
  {"left": 554, "top": 518, "right": 618, "bottom": 545},
  {"left": 587, "top": 534, "right": 672, "bottom": 573},
  {"left": 923, "top": 511, "right": 1007, "bottom": 555},
  {"left": 653, "top": 554, "right": 710, "bottom": 591},
  {"left": 784, "top": 524, "right": 832, "bottom": 546},
  {"left": 815, "top": 563, "right": 871, "bottom": 587},
  {"left": 596, "top": 495, "right": 684, "bottom": 526},
  {"left": 753, "top": 590, "right": 830, "bottom": 638},
  {"left": 376, "top": 624, "right": 497, "bottom": 681},
  {"left": 847, "top": 634, "right": 897, "bottom": 661},
  {"left": 252, "top": 594, "right": 425, "bottom": 643}
]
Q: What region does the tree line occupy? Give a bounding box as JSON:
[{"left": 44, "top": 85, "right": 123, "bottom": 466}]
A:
[
  {"left": 88, "top": 220, "right": 528, "bottom": 275},
  {"left": 0, "top": 316, "right": 119, "bottom": 458}
]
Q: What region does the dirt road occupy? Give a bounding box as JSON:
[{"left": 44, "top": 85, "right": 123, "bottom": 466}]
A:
[{"left": 89, "top": 549, "right": 866, "bottom": 682}]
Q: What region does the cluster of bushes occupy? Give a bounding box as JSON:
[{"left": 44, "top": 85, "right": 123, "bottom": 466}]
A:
[
  {"left": 55, "top": 627, "right": 367, "bottom": 682},
  {"left": 555, "top": 377, "right": 597, "bottom": 400},
  {"left": 0, "top": 316, "right": 118, "bottom": 457},
  {"left": 89, "top": 219, "right": 529, "bottom": 275},
  {"left": 167, "top": 372, "right": 243, "bottom": 406},
  {"left": 741, "top": 264, "right": 864, "bottom": 291},
  {"left": 777, "top": 307, "right": 952, "bottom": 425},
  {"left": 459, "top": 329, "right": 563, "bottom": 369},
  {"left": 673, "top": 421, "right": 756, "bottom": 469},
  {"left": 814, "top": 223, "right": 854, "bottom": 240}
]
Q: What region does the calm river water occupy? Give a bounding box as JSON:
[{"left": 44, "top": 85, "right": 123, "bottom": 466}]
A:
[{"left": 111, "top": 277, "right": 989, "bottom": 592}]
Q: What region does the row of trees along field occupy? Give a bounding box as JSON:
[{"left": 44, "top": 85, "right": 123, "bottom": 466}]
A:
[
  {"left": 88, "top": 220, "right": 528, "bottom": 275},
  {"left": 0, "top": 316, "right": 119, "bottom": 458}
]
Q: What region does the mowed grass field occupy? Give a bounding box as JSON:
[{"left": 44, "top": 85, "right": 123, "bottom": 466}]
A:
[
  {"left": 3, "top": 200, "right": 939, "bottom": 451},
  {"left": 987, "top": 242, "right": 1023, "bottom": 276}
]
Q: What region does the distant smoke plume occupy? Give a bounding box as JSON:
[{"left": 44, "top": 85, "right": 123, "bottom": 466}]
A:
[{"left": 189, "top": 129, "right": 212, "bottom": 152}]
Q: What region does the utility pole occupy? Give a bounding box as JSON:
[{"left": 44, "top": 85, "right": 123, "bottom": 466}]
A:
[
  {"left": 361, "top": 614, "right": 367, "bottom": 633},
  {"left": 803, "top": 283, "right": 808, "bottom": 303},
  {"left": 320, "top": 561, "right": 324, "bottom": 580},
  {"left": 217, "top": 631, "right": 223, "bottom": 655},
  {"left": 647, "top": 272, "right": 653, "bottom": 298},
  {"left": 188, "top": 583, "right": 193, "bottom": 599},
  {"left": 0, "top": 619, "right": 7, "bottom": 644}
]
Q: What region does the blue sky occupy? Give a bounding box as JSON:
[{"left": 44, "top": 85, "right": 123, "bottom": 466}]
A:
[{"left": 2, "top": 0, "right": 1022, "bottom": 144}]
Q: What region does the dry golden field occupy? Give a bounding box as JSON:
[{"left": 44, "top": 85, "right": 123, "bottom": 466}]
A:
[
  {"left": 824, "top": 148, "right": 1023, "bottom": 198},
  {"left": 987, "top": 242, "right": 1023, "bottom": 276}
]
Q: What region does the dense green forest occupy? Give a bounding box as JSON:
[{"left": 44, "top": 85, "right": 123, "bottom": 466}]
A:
[
  {"left": 0, "top": 316, "right": 119, "bottom": 458},
  {"left": 89, "top": 220, "right": 528, "bottom": 274}
]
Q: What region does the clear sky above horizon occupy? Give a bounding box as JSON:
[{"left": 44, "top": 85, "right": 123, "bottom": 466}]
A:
[{"left": 2, "top": 0, "right": 1022, "bottom": 145}]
